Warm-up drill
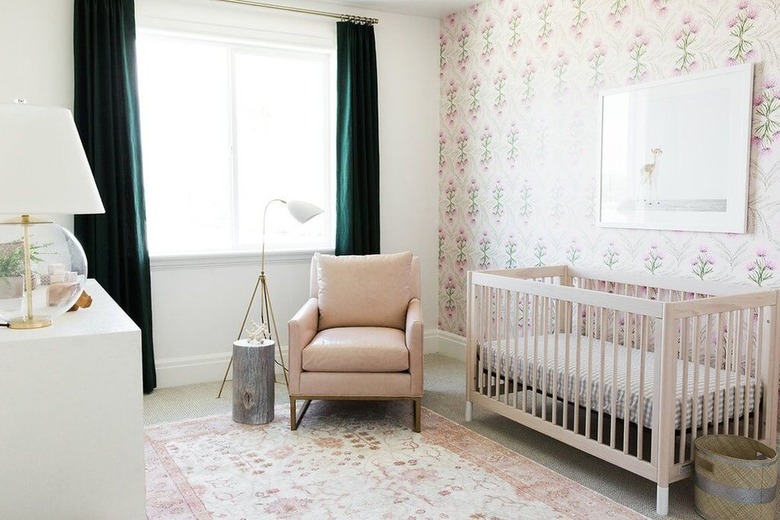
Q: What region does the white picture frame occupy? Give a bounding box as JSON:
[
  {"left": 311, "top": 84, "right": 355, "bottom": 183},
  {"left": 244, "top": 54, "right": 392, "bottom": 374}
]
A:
[{"left": 598, "top": 63, "right": 754, "bottom": 233}]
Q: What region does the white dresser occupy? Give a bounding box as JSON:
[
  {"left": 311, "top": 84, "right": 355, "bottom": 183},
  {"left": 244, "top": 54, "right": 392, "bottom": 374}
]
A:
[{"left": 0, "top": 280, "right": 144, "bottom": 519}]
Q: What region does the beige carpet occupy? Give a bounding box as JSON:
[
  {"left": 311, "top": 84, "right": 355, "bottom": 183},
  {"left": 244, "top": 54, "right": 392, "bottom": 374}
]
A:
[{"left": 144, "top": 353, "right": 720, "bottom": 519}]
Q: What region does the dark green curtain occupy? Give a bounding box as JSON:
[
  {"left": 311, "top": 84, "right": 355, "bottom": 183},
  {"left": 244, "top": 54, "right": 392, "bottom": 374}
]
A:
[
  {"left": 73, "top": 0, "right": 156, "bottom": 393},
  {"left": 335, "top": 22, "right": 380, "bottom": 255}
]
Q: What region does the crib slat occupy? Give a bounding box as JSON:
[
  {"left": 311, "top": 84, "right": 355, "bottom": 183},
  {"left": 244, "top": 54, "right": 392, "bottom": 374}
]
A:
[
  {"left": 553, "top": 298, "right": 561, "bottom": 427},
  {"left": 610, "top": 309, "right": 619, "bottom": 449},
  {"left": 532, "top": 294, "right": 539, "bottom": 417},
  {"left": 754, "top": 306, "right": 765, "bottom": 440},
  {"left": 714, "top": 312, "right": 724, "bottom": 435},
  {"left": 692, "top": 315, "right": 701, "bottom": 444},
  {"left": 703, "top": 314, "right": 712, "bottom": 436},
  {"left": 575, "top": 304, "right": 582, "bottom": 435},
  {"left": 522, "top": 291, "right": 530, "bottom": 414},
  {"left": 542, "top": 296, "right": 549, "bottom": 422},
  {"left": 637, "top": 314, "right": 647, "bottom": 460},
  {"left": 623, "top": 310, "right": 633, "bottom": 455},
  {"left": 679, "top": 317, "right": 690, "bottom": 462},
  {"left": 725, "top": 311, "right": 734, "bottom": 435},
  {"left": 743, "top": 308, "right": 753, "bottom": 437},
  {"left": 513, "top": 291, "right": 520, "bottom": 410},
  {"left": 598, "top": 307, "right": 607, "bottom": 444}
]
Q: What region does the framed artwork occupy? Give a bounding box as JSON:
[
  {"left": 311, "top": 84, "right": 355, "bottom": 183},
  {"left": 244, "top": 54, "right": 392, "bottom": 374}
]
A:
[{"left": 598, "top": 63, "right": 754, "bottom": 233}]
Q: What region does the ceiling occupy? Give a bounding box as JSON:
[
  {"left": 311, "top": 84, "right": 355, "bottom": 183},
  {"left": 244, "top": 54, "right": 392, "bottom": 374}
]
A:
[{"left": 328, "top": 0, "right": 476, "bottom": 19}]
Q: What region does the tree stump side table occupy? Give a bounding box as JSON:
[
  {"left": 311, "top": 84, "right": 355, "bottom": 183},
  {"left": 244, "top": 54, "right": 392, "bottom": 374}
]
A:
[{"left": 232, "top": 339, "right": 275, "bottom": 424}]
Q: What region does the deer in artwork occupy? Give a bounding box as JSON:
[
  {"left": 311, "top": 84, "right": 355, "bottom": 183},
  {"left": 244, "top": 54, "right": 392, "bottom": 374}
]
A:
[{"left": 640, "top": 148, "right": 662, "bottom": 205}]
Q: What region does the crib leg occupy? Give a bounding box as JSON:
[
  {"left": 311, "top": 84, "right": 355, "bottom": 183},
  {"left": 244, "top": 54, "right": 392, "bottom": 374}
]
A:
[
  {"left": 656, "top": 485, "right": 669, "bottom": 516},
  {"left": 465, "top": 400, "right": 473, "bottom": 422}
]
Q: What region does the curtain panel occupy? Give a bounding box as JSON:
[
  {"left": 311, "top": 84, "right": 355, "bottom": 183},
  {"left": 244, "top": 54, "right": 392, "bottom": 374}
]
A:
[
  {"left": 73, "top": 0, "right": 156, "bottom": 393},
  {"left": 335, "top": 22, "right": 380, "bottom": 256}
]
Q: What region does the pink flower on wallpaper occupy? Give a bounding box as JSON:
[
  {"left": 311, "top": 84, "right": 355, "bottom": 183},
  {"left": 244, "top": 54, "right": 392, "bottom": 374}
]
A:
[
  {"left": 628, "top": 28, "right": 650, "bottom": 81},
  {"left": 692, "top": 246, "right": 715, "bottom": 280},
  {"left": 443, "top": 275, "right": 458, "bottom": 318},
  {"left": 480, "top": 127, "right": 493, "bottom": 167},
  {"left": 494, "top": 68, "right": 507, "bottom": 111},
  {"left": 650, "top": 0, "right": 670, "bottom": 16},
  {"left": 481, "top": 16, "right": 496, "bottom": 63},
  {"left": 753, "top": 80, "right": 780, "bottom": 153},
  {"left": 537, "top": 0, "right": 554, "bottom": 46},
  {"left": 674, "top": 13, "right": 699, "bottom": 73},
  {"left": 554, "top": 50, "right": 568, "bottom": 94},
  {"left": 455, "top": 229, "right": 469, "bottom": 274},
  {"left": 506, "top": 123, "right": 520, "bottom": 166},
  {"left": 467, "top": 179, "right": 480, "bottom": 223},
  {"left": 478, "top": 232, "right": 492, "bottom": 269},
  {"left": 727, "top": 0, "right": 759, "bottom": 64},
  {"left": 505, "top": 235, "right": 518, "bottom": 268},
  {"left": 444, "top": 81, "right": 459, "bottom": 125},
  {"left": 438, "top": 131, "right": 447, "bottom": 174},
  {"left": 439, "top": 33, "right": 448, "bottom": 76},
  {"left": 507, "top": 8, "right": 523, "bottom": 55},
  {"left": 566, "top": 239, "right": 581, "bottom": 265},
  {"left": 571, "top": 0, "right": 588, "bottom": 38},
  {"left": 608, "top": 0, "right": 629, "bottom": 28},
  {"left": 491, "top": 180, "right": 504, "bottom": 221},
  {"left": 438, "top": 227, "right": 445, "bottom": 268},
  {"left": 468, "top": 75, "right": 482, "bottom": 119},
  {"left": 456, "top": 128, "right": 469, "bottom": 172},
  {"left": 457, "top": 24, "right": 471, "bottom": 71},
  {"left": 521, "top": 58, "right": 536, "bottom": 103},
  {"left": 589, "top": 40, "right": 607, "bottom": 88},
  {"left": 444, "top": 178, "right": 457, "bottom": 222},
  {"left": 747, "top": 249, "right": 774, "bottom": 286}
]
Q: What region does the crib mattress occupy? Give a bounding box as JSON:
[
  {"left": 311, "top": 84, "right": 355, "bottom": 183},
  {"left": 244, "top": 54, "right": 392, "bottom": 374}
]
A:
[{"left": 478, "top": 334, "right": 760, "bottom": 431}]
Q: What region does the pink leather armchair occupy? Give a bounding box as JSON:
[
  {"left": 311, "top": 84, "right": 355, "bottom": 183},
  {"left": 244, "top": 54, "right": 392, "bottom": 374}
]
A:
[{"left": 287, "top": 252, "right": 423, "bottom": 432}]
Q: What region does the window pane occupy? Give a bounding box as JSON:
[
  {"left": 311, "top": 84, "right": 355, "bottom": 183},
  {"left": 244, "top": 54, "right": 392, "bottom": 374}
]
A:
[
  {"left": 137, "top": 36, "right": 233, "bottom": 254},
  {"left": 234, "top": 51, "right": 329, "bottom": 250}
]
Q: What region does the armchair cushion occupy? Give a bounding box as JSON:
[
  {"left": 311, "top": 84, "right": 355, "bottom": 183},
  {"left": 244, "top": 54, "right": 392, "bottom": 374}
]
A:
[
  {"left": 301, "top": 327, "right": 408, "bottom": 372},
  {"left": 315, "top": 251, "right": 412, "bottom": 330}
]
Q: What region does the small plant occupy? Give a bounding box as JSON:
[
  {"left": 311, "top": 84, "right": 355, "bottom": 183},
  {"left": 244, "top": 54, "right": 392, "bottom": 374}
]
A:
[{"left": 0, "top": 239, "right": 49, "bottom": 287}]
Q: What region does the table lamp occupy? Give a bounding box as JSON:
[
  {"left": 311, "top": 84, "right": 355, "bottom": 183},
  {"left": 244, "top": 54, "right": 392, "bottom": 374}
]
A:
[{"left": 0, "top": 100, "right": 105, "bottom": 329}]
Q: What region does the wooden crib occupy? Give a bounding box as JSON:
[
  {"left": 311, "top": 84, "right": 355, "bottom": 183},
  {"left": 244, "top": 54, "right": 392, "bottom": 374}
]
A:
[{"left": 465, "top": 265, "right": 779, "bottom": 516}]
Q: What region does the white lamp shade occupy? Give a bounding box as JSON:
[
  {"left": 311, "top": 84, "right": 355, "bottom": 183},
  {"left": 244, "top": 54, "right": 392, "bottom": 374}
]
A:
[
  {"left": 286, "top": 200, "right": 323, "bottom": 224},
  {"left": 0, "top": 102, "right": 105, "bottom": 215}
]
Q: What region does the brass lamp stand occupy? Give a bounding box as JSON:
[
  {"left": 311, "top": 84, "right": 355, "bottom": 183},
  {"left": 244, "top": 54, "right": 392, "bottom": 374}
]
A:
[{"left": 217, "top": 198, "right": 323, "bottom": 398}]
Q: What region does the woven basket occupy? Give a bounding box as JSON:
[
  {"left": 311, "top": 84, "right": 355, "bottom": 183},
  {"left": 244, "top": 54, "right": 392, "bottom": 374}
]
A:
[{"left": 694, "top": 435, "right": 777, "bottom": 520}]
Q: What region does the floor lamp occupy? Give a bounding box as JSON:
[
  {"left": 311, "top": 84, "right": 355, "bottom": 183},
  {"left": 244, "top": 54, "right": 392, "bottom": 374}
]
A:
[{"left": 217, "top": 199, "right": 323, "bottom": 398}]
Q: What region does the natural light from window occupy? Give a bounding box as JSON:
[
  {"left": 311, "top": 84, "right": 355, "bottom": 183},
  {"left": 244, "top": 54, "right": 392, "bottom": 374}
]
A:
[{"left": 136, "top": 32, "right": 333, "bottom": 256}]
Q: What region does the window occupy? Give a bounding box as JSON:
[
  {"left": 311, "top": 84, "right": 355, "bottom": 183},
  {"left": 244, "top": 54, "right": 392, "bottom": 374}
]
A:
[{"left": 136, "top": 31, "right": 334, "bottom": 256}]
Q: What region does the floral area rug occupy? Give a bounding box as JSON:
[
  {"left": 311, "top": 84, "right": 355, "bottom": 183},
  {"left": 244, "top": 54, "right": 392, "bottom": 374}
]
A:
[{"left": 145, "top": 402, "right": 647, "bottom": 519}]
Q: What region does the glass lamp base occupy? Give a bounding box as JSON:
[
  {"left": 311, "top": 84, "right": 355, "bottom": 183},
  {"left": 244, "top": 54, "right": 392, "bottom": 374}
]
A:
[{"left": 0, "top": 219, "right": 88, "bottom": 328}]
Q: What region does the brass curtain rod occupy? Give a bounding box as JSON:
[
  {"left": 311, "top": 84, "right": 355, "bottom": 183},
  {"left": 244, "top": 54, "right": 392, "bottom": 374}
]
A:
[{"left": 214, "top": 0, "right": 379, "bottom": 25}]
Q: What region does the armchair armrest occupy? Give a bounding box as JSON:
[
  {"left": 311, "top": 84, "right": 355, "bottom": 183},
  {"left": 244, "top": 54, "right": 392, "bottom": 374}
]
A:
[
  {"left": 288, "top": 297, "right": 319, "bottom": 393},
  {"left": 405, "top": 298, "right": 423, "bottom": 396}
]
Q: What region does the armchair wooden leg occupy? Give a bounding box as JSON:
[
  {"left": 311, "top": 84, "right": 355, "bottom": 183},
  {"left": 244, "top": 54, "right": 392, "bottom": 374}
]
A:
[{"left": 413, "top": 398, "right": 421, "bottom": 433}]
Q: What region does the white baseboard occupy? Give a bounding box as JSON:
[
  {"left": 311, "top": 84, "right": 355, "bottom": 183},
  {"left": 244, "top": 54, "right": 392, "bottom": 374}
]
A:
[
  {"left": 156, "top": 330, "right": 466, "bottom": 388},
  {"left": 432, "top": 330, "right": 466, "bottom": 362},
  {"left": 155, "top": 352, "right": 232, "bottom": 388}
]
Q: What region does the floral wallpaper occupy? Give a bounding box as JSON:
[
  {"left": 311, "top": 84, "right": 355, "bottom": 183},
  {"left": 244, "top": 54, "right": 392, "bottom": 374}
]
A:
[{"left": 439, "top": 0, "right": 780, "bottom": 335}]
